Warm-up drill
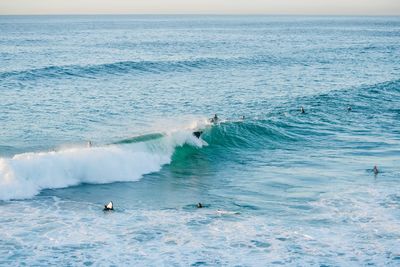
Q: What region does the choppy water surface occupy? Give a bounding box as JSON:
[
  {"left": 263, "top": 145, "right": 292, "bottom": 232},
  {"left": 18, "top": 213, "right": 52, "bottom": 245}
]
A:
[{"left": 0, "top": 15, "right": 400, "bottom": 266}]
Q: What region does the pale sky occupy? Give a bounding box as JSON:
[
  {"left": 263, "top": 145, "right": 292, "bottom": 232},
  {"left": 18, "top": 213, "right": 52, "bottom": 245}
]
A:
[{"left": 0, "top": 0, "right": 399, "bottom": 15}]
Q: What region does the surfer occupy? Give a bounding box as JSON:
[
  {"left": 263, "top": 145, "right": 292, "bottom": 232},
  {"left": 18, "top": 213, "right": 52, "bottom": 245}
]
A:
[
  {"left": 373, "top": 165, "right": 379, "bottom": 175},
  {"left": 210, "top": 114, "right": 219, "bottom": 123},
  {"left": 197, "top": 203, "right": 203, "bottom": 208},
  {"left": 300, "top": 107, "right": 305, "bottom": 114},
  {"left": 347, "top": 106, "right": 352, "bottom": 111},
  {"left": 241, "top": 115, "right": 245, "bottom": 120},
  {"left": 104, "top": 201, "right": 114, "bottom": 211},
  {"left": 193, "top": 131, "right": 203, "bottom": 138},
  {"left": 87, "top": 141, "right": 92, "bottom": 147}
]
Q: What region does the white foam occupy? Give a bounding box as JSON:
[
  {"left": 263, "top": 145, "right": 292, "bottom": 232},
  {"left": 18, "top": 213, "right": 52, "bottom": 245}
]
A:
[{"left": 0, "top": 129, "right": 204, "bottom": 201}]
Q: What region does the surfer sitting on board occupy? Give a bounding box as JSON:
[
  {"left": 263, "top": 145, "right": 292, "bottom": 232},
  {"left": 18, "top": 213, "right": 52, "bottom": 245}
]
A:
[
  {"left": 104, "top": 201, "right": 114, "bottom": 211},
  {"left": 373, "top": 165, "right": 379, "bottom": 175},
  {"left": 210, "top": 114, "right": 219, "bottom": 123}
]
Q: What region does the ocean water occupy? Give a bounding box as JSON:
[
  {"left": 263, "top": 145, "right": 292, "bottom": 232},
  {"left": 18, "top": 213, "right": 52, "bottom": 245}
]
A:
[{"left": 0, "top": 15, "right": 400, "bottom": 266}]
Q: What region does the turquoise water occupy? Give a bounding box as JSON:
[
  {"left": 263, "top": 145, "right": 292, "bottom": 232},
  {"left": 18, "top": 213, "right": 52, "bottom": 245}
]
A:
[{"left": 0, "top": 15, "right": 400, "bottom": 265}]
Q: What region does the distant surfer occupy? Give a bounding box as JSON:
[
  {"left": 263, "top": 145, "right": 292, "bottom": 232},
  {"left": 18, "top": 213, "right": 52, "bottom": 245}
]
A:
[
  {"left": 87, "top": 141, "right": 92, "bottom": 147},
  {"left": 197, "top": 203, "right": 203, "bottom": 208},
  {"left": 347, "top": 106, "right": 352, "bottom": 111},
  {"left": 104, "top": 201, "right": 113, "bottom": 211},
  {"left": 241, "top": 115, "right": 245, "bottom": 120},
  {"left": 210, "top": 114, "right": 219, "bottom": 123},
  {"left": 373, "top": 165, "right": 379, "bottom": 175},
  {"left": 300, "top": 107, "right": 305, "bottom": 114}
]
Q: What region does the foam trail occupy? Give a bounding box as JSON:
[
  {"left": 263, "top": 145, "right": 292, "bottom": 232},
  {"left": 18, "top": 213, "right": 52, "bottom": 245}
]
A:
[{"left": 0, "top": 130, "right": 204, "bottom": 201}]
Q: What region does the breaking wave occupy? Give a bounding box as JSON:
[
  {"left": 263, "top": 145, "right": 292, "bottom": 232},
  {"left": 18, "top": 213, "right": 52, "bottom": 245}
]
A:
[{"left": 0, "top": 129, "right": 205, "bottom": 201}]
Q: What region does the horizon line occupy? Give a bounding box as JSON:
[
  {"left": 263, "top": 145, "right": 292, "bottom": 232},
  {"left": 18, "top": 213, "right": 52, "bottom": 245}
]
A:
[{"left": 1, "top": 13, "right": 399, "bottom": 17}]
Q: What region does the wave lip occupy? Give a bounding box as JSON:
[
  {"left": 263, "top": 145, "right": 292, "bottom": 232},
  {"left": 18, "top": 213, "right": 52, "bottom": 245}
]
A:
[{"left": 0, "top": 130, "right": 204, "bottom": 201}]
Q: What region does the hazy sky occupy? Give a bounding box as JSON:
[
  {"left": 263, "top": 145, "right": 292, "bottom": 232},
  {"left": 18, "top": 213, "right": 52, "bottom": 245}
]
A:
[{"left": 1, "top": 0, "right": 399, "bottom": 15}]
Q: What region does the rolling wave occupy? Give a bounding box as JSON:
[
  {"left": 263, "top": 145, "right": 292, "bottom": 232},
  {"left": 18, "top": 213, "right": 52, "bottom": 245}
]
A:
[
  {"left": 0, "top": 55, "right": 290, "bottom": 82},
  {"left": 0, "top": 116, "right": 299, "bottom": 201}
]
